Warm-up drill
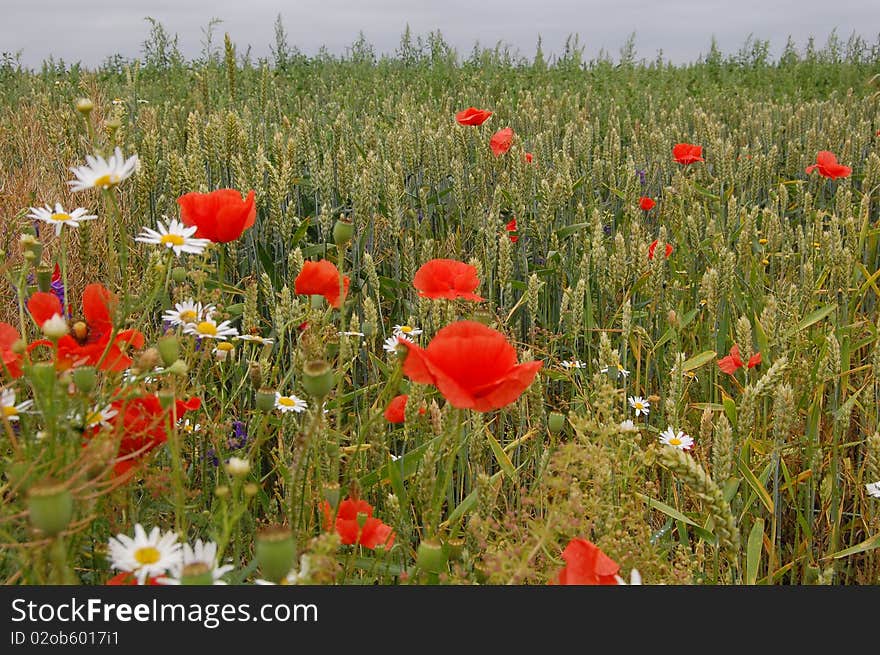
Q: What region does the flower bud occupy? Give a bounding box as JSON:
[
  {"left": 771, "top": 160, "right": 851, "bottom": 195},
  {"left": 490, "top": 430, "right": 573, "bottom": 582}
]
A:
[
  {"left": 27, "top": 479, "right": 73, "bottom": 536},
  {"left": 171, "top": 266, "right": 187, "bottom": 283},
  {"left": 134, "top": 348, "right": 160, "bottom": 374},
  {"left": 332, "top": 219, "right": 354, "bottom": 247},
  {"left": 75, "top": 97, "right": 94, "bottom": 114},
  {"left": 225, "top": 456, "right": 250, "bottom": 478},
  {"left": 166, "top": 359, "right": 188, "bottom": 376},
  {"left": 256, "top": 526, "right": 296, "bottom": 584},
  {"left": 416, "top": 539, "right": 448, "bottom": 574},
  {"left": 255, "top": 388, "right": 277, "bottom": 412},
  {"left": 244, "top": 482, "right": 259, "bottom": 497},
  {"left": 214, "top": 485, "right": 230, "bottom": 498},
  {"left": 321, "top": 483, "right": 341, "bottom": 509},
  {"left": 157, "top": 335, "right": 180, "bottom": 367},
  {"left": 548, "top": 411, "right": 566, "bottom": 435},
  {"left": 41, "top": 314, "right": 69, "bottom": 340},
  {"left": 36, "top": 266, "right": 53, "bottom": 292},
  {"left": 72, "top": 366, "right": 97, "bottom": 394},
  {"left": 248, "top": 362, "right": 263, "bottom": 389},
  {"left": 157, "top": 389, "right": 176, "bottom": 410},
  {"left": 179, "top": 562, "right": 214, "bottom": 585},
  {"left": 27, "top": 362, "right": 56, "bottom": 396},
  {"left": 302, "top": 360, "right": 335, "bottom": 398}
]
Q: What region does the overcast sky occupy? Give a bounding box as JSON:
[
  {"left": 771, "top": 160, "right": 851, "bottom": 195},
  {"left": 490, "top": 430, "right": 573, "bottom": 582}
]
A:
[{"left": 3, "top": 0, "right": 879, "bottom": 68}]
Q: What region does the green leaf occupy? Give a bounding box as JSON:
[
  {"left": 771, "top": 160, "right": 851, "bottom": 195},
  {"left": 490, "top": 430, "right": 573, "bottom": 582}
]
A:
[
  {"left": 484, "top": 428, "right": 516, "bottom": 480},
  {"left": 737, "top": 456, "right": 774, "bottom": 514},
  {"left": 555, "top": 222, "right": 588, "bottom": 239},
  {"left": 681, "top": 350, "right": 717, "bottom": 372},
  {"left": 783, "top": 304, "right": 835, "bottom": 339},
  {"left": 358, "top": 436, "right": 441, "bottom": 488},
  {"left": 827, "top": 533, "right": 880, "bottom": 559},
  {"left": 746, "top": 519, "right": 765, "bottom": 585}
]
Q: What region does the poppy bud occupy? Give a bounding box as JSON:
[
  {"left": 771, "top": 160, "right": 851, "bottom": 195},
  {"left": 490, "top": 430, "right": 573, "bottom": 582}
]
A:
[
  {"left": 321, "top": 483, "right": 341, "bottom": 509},
  {"left": 72, "top": 366, "right": 97, "bottom": 394},
  {"left": 134, "top": 347, "right": 161, "bottom": 374},
  {"left": 166, "top": 359, "right": 189, "bottom": 376},
  {"left": 225, "top": 456, "right": 250, "bottom": 478},
  {"left": 171, "top": 266, "right": 187, "bottom": 283},
  {"left": 248, "top": 362, "right": 262, "bottom": 389},
  {"left": 36, "top": 266, "right": 53, "bottom": 292},
  {"left": 179, "top": 562, "right": 214, "bottom": 586},
  {"left": 27, "top": 479, "right": 73, "bottom": 536},
  {"left": 42, "top": 314, "right": 69, "bottom": 340},
  {"left": 416, "top": 539, "right": 448, "bottom": 574},
  {"left": 244, "top": 482, "right": 259, "bottom": 497},
  {"left": 157, "top": 389, "right": 176, "bottom": 410},
  {"left": 157, "top": 335, "right": 180, "bottom": 367},
  {"left": 332, "top": 219, "right": 354, "bottom": 247},
  {"left": 548, "top": 411, "right": 566, "bottom": 435},
  {"left": 302, "top": 359, "right": 335, "bottom": 398},
  {"left": 256, "top": 526, "right": 296, "bottom": 584},
  {"left": 255, "top": 388, "right": 277, "bottom": 412},
  {"left": 75, "top": 97, "right": 94, "bottom": 114},
  {"left": 11, "top": 339, "right": 27, "bottom": 355},
  {"left": 27, "top": 362, "right": 56, "bottom": 396}
]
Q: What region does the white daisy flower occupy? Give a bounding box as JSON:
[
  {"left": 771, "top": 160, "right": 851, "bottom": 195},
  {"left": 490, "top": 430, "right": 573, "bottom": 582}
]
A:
[
  {"left": 213, "top": 341, "right": 235, "bottom": 361},
  {"left": 659, "top": 426, "right": 694, "bottom": 450},
  {"left": 866, "top": 482, "right": 880, "bottom": 499},
  {"left": 163, "top": 299, "right": 211, "bottom": 327},
  {"left": 628, "top": 396, "right": 650, "bottom": 416},
  {"left": 383, "top": 335, "right": 412, "bottom": 353},
  {"left": 68, "top": 147, "right": 139, "bottom": 192},
  {"left": 275, "top": 392, "right": 307, "bottom": 413},
  {"left": 135, "top": 218, "right": 210, "bottom": 257},
  {"left": 236, "top": 334, "right": 275, "bottom": 346},
  {"left": 560, "top": 360, "right": 586, "bottom": 369},
  {"left": 601, "top": 363, "right": 630, "bottom": 378},
  {"left": 183, "top": 311, "right": 239, "bottom": 341},
  {"left": 619, "top": 419, "right": 639, "bottom": 433},
  {"left": 108, "top": 524, "right": 181, "bottom": 584},
  {"left": 27, "top": 203, "right": 97, "bottom": 236},
  {"left": 255, "top": 554, "right": 311, "bottom": 585},
  {"left": 225, "top": 457, "right": 250, "bottom": 477},
  {"left": 82, "top": 404, "right": 117, "bottom": 429},
  {"left": 158, "top": 539, "right": 234, "bottom": 586},
  {"left": 393, "top": 324, "right": 423, "bottom": 338},
  {"left": 178, "top": 419, "right": 202, "bottom": 434},
  {"left": 390, "top": 453, "right": 402, "bottom": 462},
  {"left": 616, "top": 569, "right": 643, "bottom": 585},
  {"left": 1, "top": 388, "right": 34, "bottom": 422},
  {"left": 337, "top": 331, "right": 365, "bottom": 337}
]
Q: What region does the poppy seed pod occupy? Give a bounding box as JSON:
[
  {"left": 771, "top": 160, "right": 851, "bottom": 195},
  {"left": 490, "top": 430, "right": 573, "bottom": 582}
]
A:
[
  {"left": 157, "top": 389, "right": 176, "bottom": 410},
  {"left": 416, "top": 539, "right": 448, "bottom": 574},
  {"left": 255, "top": 388, "right": 277, "bottom": 412},
  {"left": 302, "top": 360, "right": 335, "bottom": 398},
  {"left": 171, "top": 266, "right": 187, "bottom": 283},
  {"left": 27, "top": 480, "right": 73, "bottom": 536},
  {"left": 321, "top": 483, "right": 341, "bottom": 509},
  {"left": 332, "top": 219, "right": 354, "bottom": 247},
  {"left": 548, "top": 412, "right": 566, "bottom": 435},
  {"left": 180, "top": 562, "right": 214, "bottom": 586},
  {"left": 256, "top": 526, "right": 296, "bottom": 584},
  {"left": 35, "top": 266, "right": 53, "bottom": 293},
  {"left": 157, "top": 335, "right": 180, "bottom": 367},
  {"left": 27, "top": 362, "right": 56, "bottom": 396},
  {"left": 442, "top": 537, "right": 465, "bottom": 561},
  {"left": 72, "top": 366, "right": 97, "bottom": 394},
  {"left": 166, "top": 359, "right": 188, "bottom": 376}
]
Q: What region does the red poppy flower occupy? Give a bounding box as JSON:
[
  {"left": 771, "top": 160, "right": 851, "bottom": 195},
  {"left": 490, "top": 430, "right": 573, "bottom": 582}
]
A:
[
  {"left": 639, "top": 196, "right": 656, "bottom": 211},
  {"left": 455, "top": 107, "right": 493, "bottom": 126},
  {"left": 106, "top": 572, "right": 161, "bottom": 585},
  {"left": 506, "top": 218, "right": 519, "bottom": 243},
  {"left": 805, "top": 151, "right": 851, "bottom": 180},
  {"left": 717, "top": 344, "right": 761, "bottom": 375},
  {"left": 490, "top": 127, "right": 514, "bottom": 157},
  {"left": 321, "top": 496, "right": 395, "bottom": 549},
  {"left": 103, "top": 394, "right": 201, "bottom": 476},
  {"left": 27, "top": 285, "right": 144, "bottom": 372},
  {"left": 672, "top": 143, "right": 704, "bottom": 165},
  {"left": 0, "top": 323, "right": 23, "bottom": 379},
  {"left": 524, "top": 152, "right": 534, "bottom": 164},
  {"left": 648, "top": 240, "right": 673, "bottom": 259},
  {"left": 294, "top": 260, "right": 350, "bottom": 309},
  {"left": 413, "top": 259, "right": 484, "bottom": 302},
  {"left": 551, "top": 538, "right": 620, "bottom": 585},
  {"left": 177, "top": 189, "right": 256, "bottom": 243},
  {"left": 399, "top": 321, "right": 543, "bottom": 412}
]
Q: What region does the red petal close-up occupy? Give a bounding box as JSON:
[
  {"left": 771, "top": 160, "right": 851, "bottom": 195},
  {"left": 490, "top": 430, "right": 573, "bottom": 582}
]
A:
[
  {"left": 384, "top": 394, "right": 409, "bottom": 423},
  {"left": 27, "top": 292, "right": 63, "bottom": 327},
  {"left": 490, "top": 127, "right": 514, "bottom": 156},
  {"left": 455, "top": 107, "right": 492, "bottom": 126},
  {"left": 400, "top": 321, "right": 543, "bottom": 412},
  {"left": 322, "top": 497, "right": 396, "bottom": 549},
  {"left": 648, "top": 239, "right": 673, "bottom": 259},
  {"left": 805, "top": 151, "right": 851, "bottom": 179},
  {"left": 412, "top": 259, "right": 484, "bottom": 301},
  {"left": 717, "top": 344, "right": 744, "bottom": 375},
  {"left": 178, "top": 188, "right": 257, "bottom": 243},
  {"left": 294, "top": 260, "right": 350, "bottom": 308},
  {"left": 639, "top": 196, "right": 656, "bottom": 211},
  {"left": 0, "top": 323, "right": 24, "bottom": 378},
  {"left": 506, "top": 218, "right": 519, "bottom": 243},
  {"left": 672, "top": 142, "right": 704, "bottom": 165},
  {"left": 551, "top": 538, "right": 620, "bottom": 585}
]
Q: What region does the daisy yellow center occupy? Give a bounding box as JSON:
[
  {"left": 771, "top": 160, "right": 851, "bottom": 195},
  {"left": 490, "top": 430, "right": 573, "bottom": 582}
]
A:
[
  {"left": 50, "top": 212, "right": 72, "bottom": 222},
  {"left": 669, "top": 437, "right": 682, "bottom": 446},
  {"left": 196, "top": 321, "right": 218, "bottom": 336},
  {"left": 278, "top": 396, "right": 296, "bottom": 407},
  {"left": 217, "top": 342, "right": 234, "bottom": 352},
  {"left": 179, "top": 310, "right": 198, "bottom": 322},
  {"left": 634, "top": 402, "right": 645, "bottom": 410},
  {"left": 399, "top": 326, "right": 413, "bottom": 333},
  {"left": 85, "top": 411, "right": 103, "bottom": 426},
  {"left": 134, "top": 546, "right": 161, "bottom": 565},
  {"left": 160, "top": 233, "right": 186, "bottom": 247},
  {"left": 2, "top": 406, "right": 18, "bottom": 417},
  {"left": 93, "top": 173, "right": 120, "bottom": 188}
]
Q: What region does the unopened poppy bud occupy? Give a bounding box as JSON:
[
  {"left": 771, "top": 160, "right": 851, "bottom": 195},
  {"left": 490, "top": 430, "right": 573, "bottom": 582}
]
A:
[
  {"left": 248, "top": 362, "right": 262, "bottom": 389},
  {"left": 27, "top": 479, "right": 73, "bottom": 536},
  {"left": 356, "top": 511, "right": 369, "bottom": 528},
  {"left": 244, "top": 482, "right": 259, "bottom": 497},
  {"left": 157, "top": 335, "right": 179, "bottom": 367},
  {"left": 225, "top": 456, "right": 250, "bottom": 478},
  {"left": 667, "top": 310, "right": 679, "bottom": 328},
  {"left": 27, "top": 362, "right": 56, "bottom": 395},
  {"left": 157, "top": 389, "right": 176, "bottom": 409},
  {"left": 321, "top": 483, "right": 341, "bottom": 509},
  {"left": 41, "top": 314, "right": 69, "bottom": 340},
  {"left": 256, "top": 388, "right": 277, "bottom": 412},
  {"left": 416, "top": 539, "right": 448, "bottom": 574},
  {"left": 72, "top": 366, "right": 97, "bottom": 394},
  {"left": 35, "top": 266, "right": 53, "bottom": 292},
  {"left": 548, "top": 411, "right": 566, "bottom": 435},
  {"left": 256, "top": 526, "right": 296, "bottom": 584},
  {"left": 332, "top": 219, "right": 354, "bottom": 247},
  {"left": 171, "top": 266, "right": 187, "bottom": 283},
  {"left": 75, "top": 97, "right": 94, "bottom": 114},
  {"left": 302, "top": 359, "right": 335, "bottom": 398},
  {"left": 179, "top": 562, "right": 214, "bottom": 585},
  {"left": 105, "top": 117, "right": 122, "bottom": 131},
  {"left": 11, "top": 339, "right": 27, "bottom": 355},
  {"left": 166, "top": 359, "right": 188, "bottom": 376},
  {"left": 135, "top": 347, "right": 161, "bottom": 373}
]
